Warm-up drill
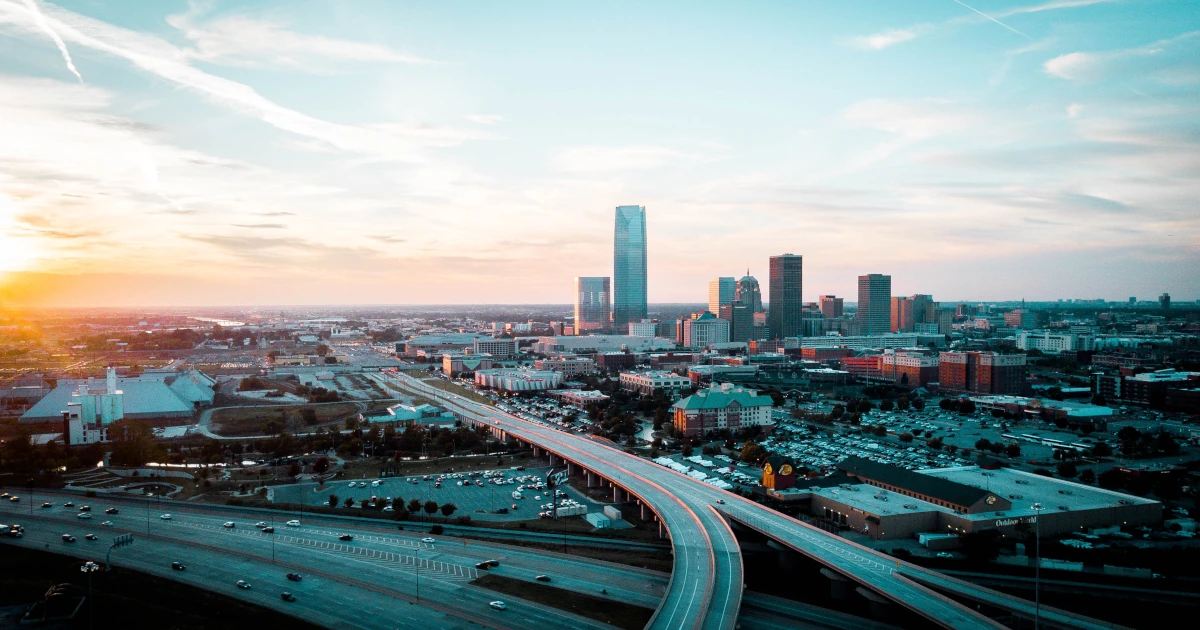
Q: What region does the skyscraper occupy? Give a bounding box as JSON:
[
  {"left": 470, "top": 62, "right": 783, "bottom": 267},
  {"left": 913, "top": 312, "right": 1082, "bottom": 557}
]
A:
[
  {"left": 708, "top": 277, "right": 736, "bottom": 316},
  {"left": 857, "top": 274, "right": 892, "bottom": 336},
  {"left": 734, "top": 272, "right": 763, "bottom": 313},
  {"left": 767, "top": 254, "right": 803, "bottom": 339},
  {"left": 574, "top": 277, "right": 611, "bottom": 333},
  {"left": 819, "top": 295, "right": 844, "bottom": 319},
  {"left": 613, "top": 205, "right": 648, "bottom": 332}
]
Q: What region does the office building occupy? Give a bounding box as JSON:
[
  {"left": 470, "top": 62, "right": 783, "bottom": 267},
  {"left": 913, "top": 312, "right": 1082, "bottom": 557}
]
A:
[
  {"left": 857, "top": 274, "right": 891, "bottom": 335},
  {"left": 721, "top": 303, "right": 754, "bottom": 343},
  {"left": 442, "top": 353, "right": 495, "bottom": 376},
  {"left": 1016, "top": 331, "right": 1095, "bottom": 355},
  {"left": 708, "top": 277, "right": 736, "bottom": 316},
  {"left": 880, "top": 351, "right": 940, "bottom": 389},
  {"left": 683, "top": 312, "right": 731, "bottom": 348},
  {"left": 890, "top": 296, "right": 913, "bottom": 333},
  {"left": 939, "top": 351, "right": 1027, "bottom": 395},
  {"left": 534, "top": 355, "right": 597, "bottom": 378},
  {"left": 628, "top": 319, "right": 658, "bottom": 338},
  {"left": 1160, "top": 293, "right": 1171, "bottom": 309},
  {"left": 619, "top": 371, "right": 693, "bottom": 399},
  {"left": 613, "top": 205, "right": 648, "bottom": 332},
  {"left": 671, "top": 383, "right": 775, "bottom": 437},
  {"left": 734, "top": 272, "right": 764, "bottom": 313},
  {"left": 473, "top": 337, "right": 517, "bottom": 359},
  {"left": 819, "top": 295, "right": 843, "bottom": 319},
  {"left": 533, "top": 334, "right": 673, "bottom": 355},
  {"left": 767, "top": 254, "right": 803, "bottom": 340},
  {"left": 1003, "top": 309, "right": 1038, "bottom": 330},
  {"left": 475, "top": 368, "right": 563, "bottom": 392},
  {"left": 574, "top": 276, "right": 611, "bottom": 333}
]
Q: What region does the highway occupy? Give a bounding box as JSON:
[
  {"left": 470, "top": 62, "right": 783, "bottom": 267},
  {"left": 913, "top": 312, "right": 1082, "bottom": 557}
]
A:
[
  {"left": 0, "top": 494, "right": 647, "bottom": 630},
  {"left": 386, "top": 371, "right": 1126, "bottom": 630}
]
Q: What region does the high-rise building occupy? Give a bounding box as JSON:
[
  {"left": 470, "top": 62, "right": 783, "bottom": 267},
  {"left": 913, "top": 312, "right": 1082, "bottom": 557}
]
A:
[
  {"left": 857, "top": 274, "right": 892, "bottom": 335},
  {"left": 939, "top": 351, "right": 1027, "bottom": 395},
  {"left": 574, "top": 277, "right": 611, "bottom": 333},
  {"left": 721, "top": 303, "right": 755, "bottom": 343},
  {"left": 893, "top": 294, "right": 935, "bottom": 332},
  {"left": 613, "top": 205, "right": 648, "bottom": 332},
  {"left": 1160, "top": 293, "right": 1171, "bottom": 309},
  {"left": 734, "top": 272, "right": 763, "bottom": 313},
  {"left": 891, "top": 296, "right": 913, "bottom": 333},
  {"left": 767, "top": 254, "right": 803, "bottom": 339},
  {"left": 683, "top": 312, "right": 730, "bottom": 347},
  {"left": 708, "top": 277, "right": 736, "bottom": 316},
  {"left": 819, "top": 295, "right": 844, "bottom": 319}
]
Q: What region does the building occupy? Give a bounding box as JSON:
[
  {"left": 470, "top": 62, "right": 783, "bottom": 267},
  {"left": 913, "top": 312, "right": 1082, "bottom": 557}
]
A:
[
  {"left": 595, "top": 352, "right": 637, "bottom": 371},
  {"left": 60, "top": 368, "right": 125, "bottom": 445},
  {"left": 969, "top": 395, "right": 1114, "bottom": 421},
  {"left": 1121, "top": 369, "right": 1200, "bottom": 408},
  {"left": 857, "top": 274, "right": 892, "bottom": 335},
  {"left": 721, "top": 302, "right": 755, "bottom": 343},
  {"left": 708, "top": 277, "right": 736, "bottom": 316},
  {"left": 534, "top": 355, "right": 596, "bottom": 378},
  {"left": 475, "top": 368, "right": 564, "bottom": 392},
  {"left": 362, "top": 403, "right": 456, "bottom": 427},
  {"left": 797, "top": 333, "right": 942, "bottom": 350},
  {"left": 628, "top": 319, "right": 657, "bottom": 337},
  {"left": 20, "top": 369, "right": 196, "bottom": 425},
  {"left": 1016, "top": 331, "right": 1095, "bottom": 355},
  {"left": 890, "top": 296, "right": 913, "bottom": 333},
  {"left": 733, "top": 273, "right": 764, "bottom": 314},
  {"left": 819, "top": 295, "right": 844, "bottom": 319},
  {"left": 473, "top": 337, "right": 517, "bottom": 360},
  {"left": 533, "top": 335, "right": 673, "bottom": 355},
  {"left": 554, "top": 390, "right": 611, "bottom": 406},
  {"left": 442, "top": 353, "right": 495, "bottom": 376},
  {"left": 671, "top": 383, "right": 774, "bottom": 437},
  {"left": 767, "top": 254, "right": 803, "bottom": 340},
  {"left": 939, "top": 351, "right": 1027, "bottom": 395},
  {"left": 1004, "top": 309, "right": 1038, "bottom": 330},
  {"left": 613, "top": 205, "right": 648, "bottom": 332},
  {"left": 574, "top": 277, "right": 611, "bottom": 333},
  {"left": 880, "top": 350, "right": 940, "bottom": 388},
  {"left": 619, "top": 371, "right": 692, "bottom": 399},
  {"left": 400, "top": 333, "right": 491, "bottom": 357},
  {"left": 684, "top": 312, "right": 731, "bottom": 348},
  {"left": 1160, "top": 292, "right": 1171, "bottom": 309},
  {"left": 841, "top": 355, "right": 883, "bottom": 381}
]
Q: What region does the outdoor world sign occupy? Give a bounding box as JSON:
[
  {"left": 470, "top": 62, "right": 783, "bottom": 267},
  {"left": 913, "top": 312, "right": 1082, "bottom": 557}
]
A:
[{"left": 995, "top": 516, "right": 1038, "bottom": 527}]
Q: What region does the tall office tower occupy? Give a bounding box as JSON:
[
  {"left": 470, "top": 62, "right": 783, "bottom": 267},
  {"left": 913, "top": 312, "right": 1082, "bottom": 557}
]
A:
[
  {"left": 767, "top": 254, "right": 803, "bottom": 339},
  {"left": 574, "top": 277, "right": 611, "bottom": 333},
  {"left": 1160, "top": 293, "right": 1171, "bottom": 309},
  {"left": 910, "top": 294, "right": 935, "bottom": 325},
  {"left": 721, "top": 302, "right": 755, "bottom": 342},
  {"left": 708, "top": 277, "right": 736, "bottom": 316},
  {"left": 891, "top": 296, "right": 913, "bottom": 333},
  {"left": 857, "top": 274, "right": 892, "bottom": 335},
  {"left": 819, "top": 295, "right": 844, "bottom": 319},
  {"left": 613, "top": 205, "right": 648, "bottom": 332},
  {"left": 734, "top": 272, "right": 763, "bottom": 313}
]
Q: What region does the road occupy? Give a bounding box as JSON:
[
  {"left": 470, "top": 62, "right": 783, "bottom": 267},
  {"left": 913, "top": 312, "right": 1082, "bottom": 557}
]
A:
[
  {"left": 0, "top": 494, "right": 644, "bottom": 630},
  {"left": 386, "top": 371, "right": 1126, "bottom": 630}
]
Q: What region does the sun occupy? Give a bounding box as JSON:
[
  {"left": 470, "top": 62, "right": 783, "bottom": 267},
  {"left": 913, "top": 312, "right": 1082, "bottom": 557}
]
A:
[{"left": 0, "top": 200, "right": 41, "bottom": 272}]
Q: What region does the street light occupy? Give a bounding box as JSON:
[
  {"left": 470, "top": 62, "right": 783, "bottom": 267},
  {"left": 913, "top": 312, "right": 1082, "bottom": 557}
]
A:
[
  {"left": 1031, "top": 502, "right": 1045, "bottom": 630},
  {"left": 81, "top": 561, "right": 100, "bottom": 630}
]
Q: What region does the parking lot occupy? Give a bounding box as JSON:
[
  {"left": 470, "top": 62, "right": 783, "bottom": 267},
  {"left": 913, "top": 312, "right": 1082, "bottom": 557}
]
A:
[{"left": 271, "top": 466, "right": 597, "bottom": 522}]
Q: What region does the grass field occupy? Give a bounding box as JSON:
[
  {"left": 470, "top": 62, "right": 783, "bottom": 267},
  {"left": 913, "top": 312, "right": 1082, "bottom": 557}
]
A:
[
  {"left": 0, "top": 546, "right": 323, "bottom": 630},
  {"left": 471, "top": 573, "right": 654, "bottom": 629},
  {"left": 211, "top": 402, "right": 359, "bottom": 436}
]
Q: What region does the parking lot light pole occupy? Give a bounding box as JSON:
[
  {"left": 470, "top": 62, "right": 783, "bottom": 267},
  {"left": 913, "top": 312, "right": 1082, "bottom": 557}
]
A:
[
  {"left": 1032, "top": 502, "right": 1044, "bottom": 630},
  {"left": 81, "top": 561, "right": 100, "bottom": 630}
]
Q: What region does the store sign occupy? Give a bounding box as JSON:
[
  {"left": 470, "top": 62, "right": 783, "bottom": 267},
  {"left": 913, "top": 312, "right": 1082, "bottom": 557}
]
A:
[{"left": 995, "top": 516, "right": 1037, "bottom": 527}]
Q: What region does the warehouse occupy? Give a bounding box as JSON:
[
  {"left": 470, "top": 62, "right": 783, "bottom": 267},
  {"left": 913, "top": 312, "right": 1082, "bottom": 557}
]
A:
[{"left": 19, "top": 371, "right": 204, "bottom": 424}]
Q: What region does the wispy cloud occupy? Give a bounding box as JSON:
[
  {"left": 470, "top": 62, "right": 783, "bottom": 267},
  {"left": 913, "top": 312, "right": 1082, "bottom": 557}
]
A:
[
  {"left": 848, "top": 26, "right": 930, "bottom": 50},
  {"left": 849, "top": 0, "right": 1112, "bottom": 49},
  {"left": 166, "top": 5, "right": 433, "bottom": 70},
  {"left": 465, "top": 114, "right": 504, "bottom": 125},
  {"left": 554, "top": 145, "right": 722, "bottom": 173},
  {"left": 1044, "top": 31, "right": 1200, "bottom": 83},
  {"left": 19, "top": 0, "right": 80, "bottom": 81},
  {"left": 232, "top": 223, "right": 286, "bottom": 229}
]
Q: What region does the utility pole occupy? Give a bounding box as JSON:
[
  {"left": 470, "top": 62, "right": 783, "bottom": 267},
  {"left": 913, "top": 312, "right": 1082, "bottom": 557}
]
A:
[
  {"left": 81, "top": 561, "right": 100, "bottom": 630},
  {"left": 1032, "top": 502, "right": 1044, "bottom": 630}
]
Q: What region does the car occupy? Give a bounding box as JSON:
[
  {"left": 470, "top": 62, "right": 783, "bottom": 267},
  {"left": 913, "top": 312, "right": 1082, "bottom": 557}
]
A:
[
  {"left": 62, "top": 534, "right": 76, "bottom": 542},
  {"left": 0, "top": 492, "right": 6, "bottom": 498},
  {"left": 286, "top": 520, "right": 300, "bottom": 527},
  {"left": 339, "top": 534, "right": 353, "bottom": 541},
  {"left": 535, "top": 575, "right": 551, "bottom": 582},
  {"left": 172, "top": 562, "right": 186, "bottom": 570},
  {"left": 41, "top": 502, "right": 52, "bottom": 508},
  {"left": 79, "top": 505, "right": 91, "bottom": 511},
  {"left": 105, "top": 508, "right": 119, "bottom": 514},
  {"left": 85, "top": 533, "right": 98, "bottom": 541},
  {"left": 714, "top": 499, "right": 725, "bottom": 505},
  {"left": 255, "top": 521, "right": 268, "bottom": 528},
  {"left": 236, "top": 580, "right": 251, "bottom": 589},
  {"left": 489, "top": 601, "right": 507, "bottom": 611},
  {"left": 475, "top": 561, "right": 492, "bottom": 570},
  {"left": 77, "top": 513, "right": 92, "bottom": 520},
  {"left": 286, "top": 573, "right": 303, "bottom": 582},
  {"left": 281, "top": 592, "right": 296, "bottom": 602},
  {"left": 223, "top": 522, "right": 236, "bottom": 528},
  {"left": 160, "top": 514, "right": 172, "bottom": 520},
  {"left": 101, "top": 520, "right": 114, "bottom": 527},
  {"left": 63, "top": 502, "right": 74, "bottom": 507},
  {"left": 422, "top": 537, "right": 436, "bottom": 544},
  {"left": 8, "top": 496, "right": 19, "bottom": 502},
  {"left": 936, "top": 552, "right": 954, "bottom": 559},
  {"left": 382, "top": 506, "right": 394, "bottom": 512},
  {"left": 261, "top": 526, "right": 275, "bottom": 533}
]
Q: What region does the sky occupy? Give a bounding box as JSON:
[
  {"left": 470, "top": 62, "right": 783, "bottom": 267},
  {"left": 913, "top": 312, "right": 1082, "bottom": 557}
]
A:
[{"left": 0, "top": 0, "right": 1197, "bottom": 307}]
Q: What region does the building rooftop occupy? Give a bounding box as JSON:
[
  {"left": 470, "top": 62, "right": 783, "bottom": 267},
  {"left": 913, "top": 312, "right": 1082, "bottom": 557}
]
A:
[
  {"left": 922, "top": 466, "right": 1158, "bottom": 519},
  {"left": 673, "top": 384, "right": 773, "bottom": 411},
  {"left": 838, "top": 455, "right": 993, "bottom": 509}
]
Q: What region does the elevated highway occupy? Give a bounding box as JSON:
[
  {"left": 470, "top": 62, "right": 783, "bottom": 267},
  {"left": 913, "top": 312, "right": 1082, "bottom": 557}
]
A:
[{"left": 387, "top": 372, "right": 1129, "bottom": 630}]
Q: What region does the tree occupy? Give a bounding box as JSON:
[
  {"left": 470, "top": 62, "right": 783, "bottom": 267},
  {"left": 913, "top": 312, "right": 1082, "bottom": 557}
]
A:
[
  {"left": 1091, "top": 394, "right": 1107, "bottom": 406},
  {"left": 829, "top": 405, "right": 845, "bottom": 420},
  {"left": 423, "top": 500, "right": 438, "bottom": 518},
  {"left": 313, "top": 457, "right": 329, "bottom": 474},
  {"left": 1056, "top": 462, "right": 1078, "bottom": 478},
  {"left": 315, "top": 343, "right": 331, "bottom": 357},
  {"left": 879, "top": 400, "right": 895, "bottom": 412},
  {"left": 911, "top": 398, "right": 926, "bottom": 411},
  {"left": 440, "top": 503, "right": 457, "bottom": 517},
  {"left": 959, "top": 399, "right": 976, "bottom": 414},
  {"left": 1005, "top": 443, "right": 1021, "bottom": 458},
  {"left": 926, "top": 437, "right": 944, "bottom": 451},
  {"left": 681, "top": 441, "right": 694, "bottom": 457},
  {"left": 1032, "top": 468, "right": 1053, "bottom": 477},
  {"left": 740, "top": 443, "right": 767, "bottom": 464},
  {"left": 975, "top": 439, "right": 992, "bottom": 451},
  {"left": 328, "top": 494, "right": 339, "bottom": 507},
  {"left": 898, "top": 432, "right": 914, "bottom": 443},
  {"left": 344, "top": 497, "right": 354, "bottom": 507},
  {"left": 1079, "top": 469, "right": 1096, "bottom": 484},
  {"left": 408, "top": 498, "right": 422, "bottom": 514},
  {"left": 1091, "top": 442, "right": 1113, "bottom": 457},
  {"left": 288, "top": 461, "right": 301, "bottom": 477}
]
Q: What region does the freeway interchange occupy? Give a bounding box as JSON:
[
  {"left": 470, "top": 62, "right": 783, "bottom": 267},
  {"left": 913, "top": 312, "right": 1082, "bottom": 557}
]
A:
[{"left": 385, "top": 371, "right": 1128, "bottom": 630}]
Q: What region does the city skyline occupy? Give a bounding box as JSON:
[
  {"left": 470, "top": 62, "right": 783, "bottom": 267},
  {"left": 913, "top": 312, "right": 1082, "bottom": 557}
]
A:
[{"left": 0, "top": 0, "right": 1198, "bottom": 307}]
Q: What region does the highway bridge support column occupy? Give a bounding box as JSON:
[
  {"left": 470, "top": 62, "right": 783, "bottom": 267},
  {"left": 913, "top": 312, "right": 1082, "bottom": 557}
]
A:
[
  {"left": 567, "top": 462, "right": 576, "bottom": 476},
  {"left": 767, "top": 540, "right": 802, "bottom": 571},
  {"left": 855, "top": 587, "right": 897, "bottom": 621},
  {"left": 639, "top": 503, "right": 649, "bottom": 521},
  {"left": 586, "top": 472, "right": 596, "bottom": 488},
  {"left": 532, "top": 446, "right": 541, "bottom": 458},
  {"left": 820, "top": 568, "right": 854, "bottom": 602}
]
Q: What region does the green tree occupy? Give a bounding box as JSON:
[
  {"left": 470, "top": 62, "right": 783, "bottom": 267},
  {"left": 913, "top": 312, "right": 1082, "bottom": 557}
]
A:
[
  {"left": 344, "top": 497, "right": 354, "bottom": 507},
  {"left": 1056, "top": 462, "right": 1078, "bottom": 478},
  {"left": 440, "top": 502, "right": 457, "bottom": 517},
  {"left": 315, "top": 344, "right": 331, "bottom": 357},
  {"left": 423, "top": 500, "right": 439, "bottom": 518},
  {"left": 879, "top": 400, "right": 895, "bottom": 412},
  {"left": 1005, "top": 443, "right": 1021, "bottom": 458},
  {"left": 740, "top": 442, "right": 767, "bottom": 464},
  {"left": 898, "top": 432, "right": 914, "bottom": 443},
  {"left": 1079, "top": 469, "right": 1096, "bottom": 484},
  {"left": 313, "top": 457, "right": 329, "bottom": 474},
  {"left": 408, "top": 498, "right": 422, "bottom": 514},
  {"left": 328, "top": 494, "right": 339, "bottom": 508}
]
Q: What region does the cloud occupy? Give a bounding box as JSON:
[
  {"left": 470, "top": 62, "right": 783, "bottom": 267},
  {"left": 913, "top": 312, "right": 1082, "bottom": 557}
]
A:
[
  {"left": 256, "top": 211, "right": 295, "bottom": 217},
  {"left": 19, "top": 0, "right": 81, "bottom": 81},
  {"left": 992, "top": 0, "right": 1118, "bottom": 19},
  {"left": 466, "top": 114, "right": 504, "bottom": 125},
  {"left": 843, "top": 98, "right": 976, "bottom": 139},
  {"left": 554, "top": 145, "right": 714, "bottom": 173},
  {"left": 1067, "top": 103, "right": 1084, "bottom": 118},
  {"left": 1044, "top": 31, "right": 1200, "bottom": 83},
  {"left": 232, "top": 223, "right": 286, "bottom": 229},
  {"left": 848, "top": 26, "right": 929, "bottom": 50},
  {"left": 165, "top": 5, "right": 432, "bottom": 69}
]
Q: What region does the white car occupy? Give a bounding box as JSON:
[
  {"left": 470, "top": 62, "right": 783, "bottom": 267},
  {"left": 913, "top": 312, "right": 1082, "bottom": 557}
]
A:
[
  {"left": 101, "top": 521, "right": 114, "bottom": 527},
  {"left": 286, "top": 520, "right": 300, "bottom": 527},
  {"left": 160, "top": 514, "right": 172, "bottom": 520},
  {"left": 223, "top": 521, "right": 236, "bottom": 528},
  {"left": 236, "top": 580, "right": 251, "bottom": 589},
  {"left": 422, "top": 537, "right": 436, "bottom": 544},
  {"left": 489, "top": 601, "right": 507, "bottom": 611},
  {"left": 382, "top": 506, "right": 394, "bottom": 512},
  {"left": 77, "top": 513, "right": 92, "bottom": 519},
  {"left": 255, "top": 521, "right": 268, "bottom": 528}
]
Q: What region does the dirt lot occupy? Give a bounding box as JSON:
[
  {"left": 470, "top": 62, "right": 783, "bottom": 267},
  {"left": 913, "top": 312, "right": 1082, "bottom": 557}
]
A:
[
  {"left": 471, "top": 573, "right": 653, "bottom": 629},
  {"left": 210, "top": 402, "right": 359, "bottom": 436},
  {"left": 416, "top": 378, "right": 494, "bottom": 405}
]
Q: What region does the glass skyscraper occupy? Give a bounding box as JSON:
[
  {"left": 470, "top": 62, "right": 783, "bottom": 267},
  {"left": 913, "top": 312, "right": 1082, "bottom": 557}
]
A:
[
  {"left": 613, "top": 205, "right": 648, "bottom": 332},
  {"left": 574, "top": 276, "right": 611, "bottom": 332},
  {"left": 767, "top": 254, "right": 803, "bottom": 339}
]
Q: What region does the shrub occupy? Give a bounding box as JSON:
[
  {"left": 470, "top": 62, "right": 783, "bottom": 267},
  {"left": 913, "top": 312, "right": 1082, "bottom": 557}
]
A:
[
  {"left": 430, "top": 525, "right": 444, "bottom": 535},
  {"left": 85, "top": 490, "right": 97, "bottom": 498}
]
